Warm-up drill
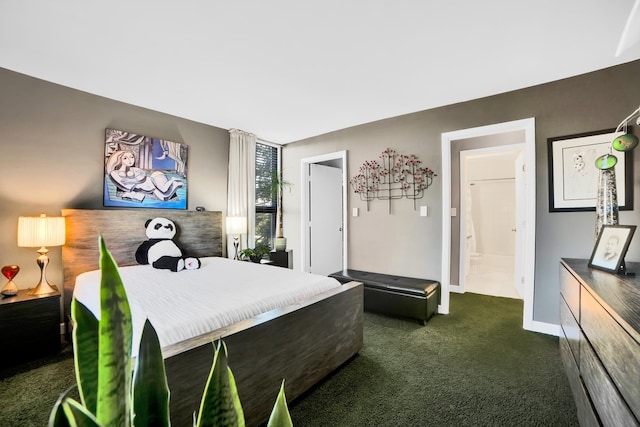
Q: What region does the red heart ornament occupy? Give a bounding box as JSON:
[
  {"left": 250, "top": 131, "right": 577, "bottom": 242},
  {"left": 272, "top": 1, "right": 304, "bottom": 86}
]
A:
[{"left": 2, "top": 265, "right": 20, "bottom": 280}]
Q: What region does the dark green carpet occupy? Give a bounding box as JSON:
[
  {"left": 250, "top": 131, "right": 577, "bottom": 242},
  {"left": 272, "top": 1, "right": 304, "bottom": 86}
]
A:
[
  {"left": 0, "top": 293, "right": 578, "bottom": 426},
  {"left": 0, "top": 347, "right": 77, "bottom": 427},
  {"left": 287, "top": 293, "right": 578, "bottom": 426}
]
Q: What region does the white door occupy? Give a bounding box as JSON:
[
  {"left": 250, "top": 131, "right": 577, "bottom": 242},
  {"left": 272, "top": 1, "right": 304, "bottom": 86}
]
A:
[
  {"left": 514, "top": 151, "right": 526, "bottom": 298},
  {"left": 309, "top": 164, "right": 343, "bottom": 275}
]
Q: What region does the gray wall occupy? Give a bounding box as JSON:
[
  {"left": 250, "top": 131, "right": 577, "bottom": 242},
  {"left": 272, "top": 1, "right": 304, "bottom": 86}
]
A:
[
  {"left": 282, "top": 59, "right": 640, "bottom": 325},
  {"left": 2, "top": 60, "right": 639, "bottom": 326},
  {"left": 0, "top": 68, "right": 229, "bottom": 294}
]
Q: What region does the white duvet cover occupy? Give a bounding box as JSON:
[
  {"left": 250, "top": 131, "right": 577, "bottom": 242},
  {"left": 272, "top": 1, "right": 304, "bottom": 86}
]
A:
[{"left": 73, "top": 257, "right": 340, "bottom": 357}]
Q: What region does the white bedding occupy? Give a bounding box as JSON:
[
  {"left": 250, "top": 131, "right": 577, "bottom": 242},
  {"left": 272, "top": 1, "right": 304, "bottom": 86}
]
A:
[{"left": 73, "top": 257, "right": 341, "bottom": 357}]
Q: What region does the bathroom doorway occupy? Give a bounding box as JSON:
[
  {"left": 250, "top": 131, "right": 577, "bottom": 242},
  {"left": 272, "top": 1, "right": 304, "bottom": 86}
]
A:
[
  {"left": 459, "top": 146, "right": 524, "bottom": 299},
  {"left": 440, "top": 117, "right": 538, "bottom": 332}
]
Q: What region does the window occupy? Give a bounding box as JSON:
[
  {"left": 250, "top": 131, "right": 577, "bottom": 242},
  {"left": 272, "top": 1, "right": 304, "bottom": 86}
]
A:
[{"left": 255, "top": 142, "right": 279, "bottom": 247}]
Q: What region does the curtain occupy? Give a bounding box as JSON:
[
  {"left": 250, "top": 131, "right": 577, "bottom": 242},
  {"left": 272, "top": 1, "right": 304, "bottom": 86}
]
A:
[{"left": 226, "top": 129, "right": 256, "bottom": 258}]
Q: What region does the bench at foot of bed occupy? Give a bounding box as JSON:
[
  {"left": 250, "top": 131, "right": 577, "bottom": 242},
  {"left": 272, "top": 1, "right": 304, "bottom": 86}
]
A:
[{"left": 329, "top": 269, "right": 440, "bottom": 325}]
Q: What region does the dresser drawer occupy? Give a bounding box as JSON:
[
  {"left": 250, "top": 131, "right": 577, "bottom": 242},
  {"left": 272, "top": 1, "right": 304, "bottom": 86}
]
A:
[
  {"left": 560, "top": 331, "right": 599, "bottom": 427},
  {"left": 560, "top": 264, "right": 580, "bottom": 320},
  {"left": 581, "top": 288, "right": 640, "bottom": 422},
  {"left": 560, "top": 295, "right": 580, "bottom": 366},
  {"left": 580, "top": 338, "right": 638, "bottom": 426}
]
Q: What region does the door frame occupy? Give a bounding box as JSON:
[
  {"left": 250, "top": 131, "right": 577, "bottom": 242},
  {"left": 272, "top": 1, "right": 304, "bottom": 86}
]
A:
[
  {"left": 300, "top": 150, "right": 348, "bottom": 273},
  {"left": 457, "top": 144, "right": 524, "bottom": 295},
  {"left": 441, "top": 118, "right": 538, "bottom": 331}
]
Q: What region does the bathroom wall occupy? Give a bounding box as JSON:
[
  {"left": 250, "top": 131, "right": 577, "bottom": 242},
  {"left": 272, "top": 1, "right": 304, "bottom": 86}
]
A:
[{"left": 465, "top": 150, "right": 520, "bottom": 256}]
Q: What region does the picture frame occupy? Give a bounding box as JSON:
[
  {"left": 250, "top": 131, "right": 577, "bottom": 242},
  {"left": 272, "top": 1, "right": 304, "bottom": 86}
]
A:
[
  {"left": 104, "top": 128, "right": 189, "bottom": 209},
  {"left": 588, "top": 225, "right": 636, "bottom": 273},
  {"left": 548, "top": 128, "right": 633, "bottom": 212}
]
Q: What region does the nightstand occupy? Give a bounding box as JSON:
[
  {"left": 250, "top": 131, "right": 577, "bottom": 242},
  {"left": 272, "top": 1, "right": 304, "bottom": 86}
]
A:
[
  {"left": 269, "top": 250, "right": 293, "bottom": 269},
  {"left": 0, "top": 289, "right": 61, "bottom": 363}
]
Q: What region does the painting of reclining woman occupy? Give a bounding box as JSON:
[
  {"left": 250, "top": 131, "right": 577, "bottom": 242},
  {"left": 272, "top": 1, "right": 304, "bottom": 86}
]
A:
[{"left": 104, "top": 128, "right": 188, "bottom": 209}]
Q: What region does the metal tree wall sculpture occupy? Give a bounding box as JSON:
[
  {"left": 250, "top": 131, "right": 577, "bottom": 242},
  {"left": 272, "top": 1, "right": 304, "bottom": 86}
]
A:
[{"left": 350, "top": 148, "right": 436, "bottom": 212}]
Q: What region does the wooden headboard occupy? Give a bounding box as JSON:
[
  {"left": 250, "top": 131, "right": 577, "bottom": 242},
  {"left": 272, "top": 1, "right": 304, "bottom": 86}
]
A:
[{"left": 61, "top": 209, "right": 223, "bottom": 315}]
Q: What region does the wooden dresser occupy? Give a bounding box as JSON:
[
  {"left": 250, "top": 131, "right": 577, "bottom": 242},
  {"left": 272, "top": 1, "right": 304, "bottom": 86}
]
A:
[{"left": 559, "top": 258, "right": 640, "bottom": 426}]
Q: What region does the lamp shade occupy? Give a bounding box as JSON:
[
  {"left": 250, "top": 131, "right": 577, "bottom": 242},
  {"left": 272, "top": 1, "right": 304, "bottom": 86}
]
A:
[
  {"left": 226, "top": 216, "right": 247, "bottom": 235},
  {"left": 18, "top": 214, "right": 66, "bottom": 248}
]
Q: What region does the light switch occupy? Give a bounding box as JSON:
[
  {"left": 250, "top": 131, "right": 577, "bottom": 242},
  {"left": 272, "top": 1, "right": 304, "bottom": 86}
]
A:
[
  {"left": 451, "top": 208, "right": 457, "bottom": 217},
  {"left": 352, "top": 208, "right": 359, "bottom": 217},
  {"left": 420, "top": 205, "right": 428, "bottom": 217}
]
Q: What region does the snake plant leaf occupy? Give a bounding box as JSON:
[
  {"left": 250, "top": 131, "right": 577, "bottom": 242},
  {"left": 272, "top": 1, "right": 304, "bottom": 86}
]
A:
[
  {"left": 62, "top": 398, "right": 102, "bottom": 427},
  {"left": 132, "top": 319, "right": 171, "bottom": 427},
  {"left": 266, "top": 380, "right": 293, "bottom": 427},
  {"left": 96, "top": 235, "right": 133, "bottom": 426},
  {"left": 49, "top": 393, "right": 101, "bottom": 427},
  {"left": 71, "top": 299, "right": 99, "bottom": 415},
  {"left": 49, "top": 390, "right": 73, "bottom": 427},
  {"left": 196, "top": 340, "right": 245, "bottom": 427}
]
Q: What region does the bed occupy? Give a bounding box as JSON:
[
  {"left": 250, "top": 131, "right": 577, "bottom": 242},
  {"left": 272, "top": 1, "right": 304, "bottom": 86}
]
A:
[{"left": 61, "top": 208, "right": 363, "bottom": 427}]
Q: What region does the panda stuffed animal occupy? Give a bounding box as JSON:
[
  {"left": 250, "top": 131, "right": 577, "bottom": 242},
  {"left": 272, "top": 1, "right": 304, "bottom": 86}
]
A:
[{"left": 135, "top": 217, "right": 201, "bottom": 272}]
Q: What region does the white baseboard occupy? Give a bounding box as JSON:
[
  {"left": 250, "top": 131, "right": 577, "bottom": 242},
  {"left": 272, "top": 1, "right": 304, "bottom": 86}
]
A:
[
  {"left": 449, "top": 284, "right": 463, "bottom": 294},
  {"left": 528, "top": 320, "right": 560, "bottom": 336}
]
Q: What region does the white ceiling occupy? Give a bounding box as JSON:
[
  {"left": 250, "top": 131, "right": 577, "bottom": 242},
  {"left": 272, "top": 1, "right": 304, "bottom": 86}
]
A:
[{"left": 2, "top": 1, "right": 640, "bottom": 144}]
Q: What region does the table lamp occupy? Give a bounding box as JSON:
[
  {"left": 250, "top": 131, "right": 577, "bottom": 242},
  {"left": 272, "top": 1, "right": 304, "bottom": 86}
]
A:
[
  {"left": 226, "top": 216, "right": 247, "bottom": 260},
  {"left": 17, "top": 214, "right": 66, "bottom": 295}
]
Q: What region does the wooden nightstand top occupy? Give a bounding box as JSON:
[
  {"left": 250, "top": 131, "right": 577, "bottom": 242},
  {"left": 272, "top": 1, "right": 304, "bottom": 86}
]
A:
[{"left": 0, "top": 288, "right": 61, "bottom": 306}]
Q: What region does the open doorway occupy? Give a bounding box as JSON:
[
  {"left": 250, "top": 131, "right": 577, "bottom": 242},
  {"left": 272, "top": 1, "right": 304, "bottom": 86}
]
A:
[
  {"left": 441, "top": 118, "right": 540, "bottom": 332},
  {"left": 300, "top": 151, "right": 348, "bottom": 274},
  {"left": 459, "top": 145, "right": 524, "bottom": 299}
]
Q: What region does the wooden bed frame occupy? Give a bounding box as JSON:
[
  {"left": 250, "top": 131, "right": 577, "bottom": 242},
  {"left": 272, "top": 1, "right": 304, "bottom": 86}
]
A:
[{"left": 61, "top": 208, "right": 363, "bottom": 427}]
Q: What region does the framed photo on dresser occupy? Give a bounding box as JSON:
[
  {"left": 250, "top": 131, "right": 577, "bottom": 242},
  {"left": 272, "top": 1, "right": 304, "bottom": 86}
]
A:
[{"left": 589, "top": 225, "right": 636, "bottom": 273}]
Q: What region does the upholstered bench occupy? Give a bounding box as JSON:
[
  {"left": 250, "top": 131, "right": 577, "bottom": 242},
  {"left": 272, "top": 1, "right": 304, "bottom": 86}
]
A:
[{"left": 329, "top": 269, "right": 440, "bottom": 325}]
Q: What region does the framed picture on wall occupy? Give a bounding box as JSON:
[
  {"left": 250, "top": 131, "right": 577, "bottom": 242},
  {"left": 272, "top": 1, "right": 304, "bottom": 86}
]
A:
[
  {"left": 588, "top": 225, "right": 636, "bottom": 273},
  {"left": 548, "top": 128, "right": 633, "bottom": 212},
  {"left": 103, "top": 128, "right": 189, "bottom": 209}
]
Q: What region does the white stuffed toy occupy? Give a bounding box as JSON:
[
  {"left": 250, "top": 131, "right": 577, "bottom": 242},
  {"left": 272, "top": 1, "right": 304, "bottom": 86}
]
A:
[{"left": 135, "top": 217, "right": 201, "bottom": 272}]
